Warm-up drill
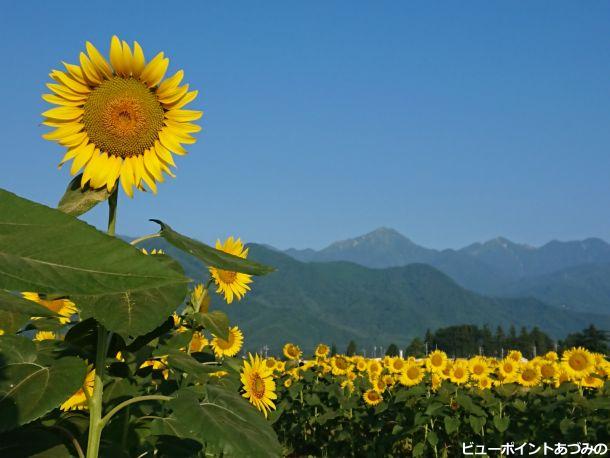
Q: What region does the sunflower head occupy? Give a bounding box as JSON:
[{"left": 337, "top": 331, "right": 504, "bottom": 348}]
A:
[
  {"left": 60, "top": 367, "right": 95, "bottom": 411},
  {"left": 188, "top": 331, "right": 209, "bottom": 353},
  {"left": 561, "top": 347, "right": 595, "bottom": 380},
  {"left": 283, "top": 343, "right": 302, "bottom": 361},
  {"left": 33, "top": 331, "right": 57, "bottom": 341},
  {"left": 517, "top": 362, "right": 541, "bottom": 388},
  {"left": 449, "top": 361, "right": 469, "bottom": 385},
  {"left": 331, "top": 356, "right": 350, "bottom": 375},
  {"left": 209, "top": 237, "right": 253, "bottom": 304},
  {"left": 241, "top": 353, "right": 277, "bottom": 418},
  {"left": 363, "top": 389, "right": 382, "bottom": 407},
  {"left": 426, "top": 350, "right": 448, "bottom": 373},
  {"left": 42, "top": 36, "right": 202, "bottom": 197},
  {"left": 315, "top": 343, "right": 330, "bottom": 358},
  {"left": 399, "top": 361, "right": 424, "bottom": 387},
  {"left": 211, "top": 326, "right": 244, "bottom": 358},
  {"left": 22, "top": 292, "right": 78, "bottom": 324},
  {"left": 468, "top": 356, "right": 490, "bottom": 380}
]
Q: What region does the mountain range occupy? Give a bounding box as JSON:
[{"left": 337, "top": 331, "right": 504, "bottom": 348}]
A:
[
  {"left": 285, "top": 228, "right": 610, "bottom": 314},
  {"left": 135, "top": 232, "right": 610, "bottom": 354}
]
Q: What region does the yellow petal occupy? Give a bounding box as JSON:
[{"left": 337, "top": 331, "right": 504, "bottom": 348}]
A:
[
  {"left": 89, "top": 152, "right": 111, "bottom": 189},
  {"left": 159, "top": 130, "right": 187, "bottom": 155},
  {"left": 50, "top": 70, "right": 90, "bottom": 94},
  {"left": 164, "top": 119, "right": 202, "bottom": 133},
  {"left": 42, "top": 93, "right": 84, "bottom": 107},
  {"left": 81, "top": 149, "right": 102, "bottom": 186},
  {"left": 156, "top": 70, "right": 184, "bottom": 98},
  {"left": 121, "top": 41, "right": 133, "bottom": 75},
  {"left": 132, "top": 41, "right": 146, "bottom": 77},
  {"left": 46, "top": 83, "right": 87, "bottom": 102},
  {"left": 43, "top": 123, "right": 84, "bottom": 141},
  {"left": 140, "top": 168, "right": 158, "bottom": 194},
  {"left": 143, "top": 149, "right": 163, "bottom": 182},
  {"left": 119, "top": 158, "right": 135, "bottom": 197},
  {"left": 70, "top": 143, "right": 95, "bottom": 175},
  {"left": 166, "top": 90, "right": 198, "bottom": 110},
  {"left": 86, "top": 41, "right": 113, "bottom": 79},
  {"left": 153, "top": 140, "right": 176, "bottom": 166},
  {"left": 79, "top": 52, "right": 102, "bottom": 85},
  {"left": 58, "top": 140, "right": 88, "bottom": 167},
  {"left": 105, "top": 156, "right": 123, "bottom": 191},
  {"left": 164, "top": 125, "right": 196, "bottom": 144},
  {"left": 62, "top": 62, "right": 87, "bottom": 84},
  {"left": 159, "top": 84, "right": 189, "bottom": 105},
  {"left": 58, "top": 132, "right": 88, "bottom": 148},
  {"left": 140, "top": 52, "right": 168, "bottom": 87},
  {"left": 165, "top": 109, "right": 203, "bottom": 122},
  {"left": 109, "top": 35, "right": 125, "bottom": 76},
  {"left": 131, "top": 155, "right": 145, "bottom": 188},
  {"left": 42, "top": 106, "right": 84, "bottom": 121}
]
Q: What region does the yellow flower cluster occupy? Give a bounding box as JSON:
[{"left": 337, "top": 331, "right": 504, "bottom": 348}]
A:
[{"left": 266, "top": 344, "right": 609, "bottom": 407}]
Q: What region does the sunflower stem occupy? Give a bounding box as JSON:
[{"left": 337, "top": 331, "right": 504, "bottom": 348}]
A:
[
  {"left": 86, "top": 189, "right": 118, "bottom": 457},
  {"left": 107, "top": 187, "right": 118, "bottom": 236},
  {"left": 86, "top": 323, "right": 109, "bottom": 458},
  {"left": 129, "top": 233, "right": 161, "bottom": 246},
  {"left": 100, "top": 395, "right": 172, "bottom": 428}
]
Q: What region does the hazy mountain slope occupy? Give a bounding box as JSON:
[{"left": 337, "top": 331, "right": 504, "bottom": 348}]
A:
[
  {"left": 134, "top": 237, "right": 609, "bottom": 354},
  {"left": 281, "top": 229, "right": 610, "bottom": 313},
  {"left": 497, "top": 263, "right": 610, "bottom": 314}
]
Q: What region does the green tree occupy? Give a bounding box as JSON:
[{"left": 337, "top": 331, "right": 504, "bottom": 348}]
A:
[
  {"left": 405, "top": 338, "right": 426, "bottom": 358},
  {"left": 346, "top": 340, "right": 357, "bottom": 356},
  {"left": 385, "top": 343, "right": 399, "bottom": 357},
  {"left": 561, "top": 325, "right": 609, "bottom": 354},
  {"left": 330, "top": 343, "right": 338, "bottom": 356}
]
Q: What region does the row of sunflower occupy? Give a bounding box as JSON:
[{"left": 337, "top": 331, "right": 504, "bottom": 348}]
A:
[
  {"left": 0, "top": 36, "right": 283, "bottom": 458},
  {"left": 266, "top": 343, "right": 610, "bottom": 457}
]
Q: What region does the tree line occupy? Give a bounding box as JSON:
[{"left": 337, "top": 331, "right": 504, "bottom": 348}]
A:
[{"left": 332, "top": 324, "right": 608, "bottom": 359}]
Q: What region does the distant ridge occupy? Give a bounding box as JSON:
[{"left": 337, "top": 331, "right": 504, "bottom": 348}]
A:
[
  {"left": 135, "top": 237, "right": 610, "bottom": 354},
  {"left": 283, "top": 228, "right": 610, "bottom": 314}
]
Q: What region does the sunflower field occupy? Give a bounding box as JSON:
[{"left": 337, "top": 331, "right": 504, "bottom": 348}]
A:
[
  {"left": 1, "top": 34, "right": 609, "bottom": 458},
  {"left": 267, "top": 344, "right": 610, "bottom": 457}
]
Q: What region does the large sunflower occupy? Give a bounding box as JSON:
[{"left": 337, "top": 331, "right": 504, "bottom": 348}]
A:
[
  {"left": 211, "top": 326, "right": 244, "bottom": 358},
  {"left": 241, "top": 353, "right": 277, "bottom": 418},
  {"left": 42, "top": 36, "right": 201, "bottom": 197},
  {"left": 209, "top": 237, "right": 253, "bottom": 304},
  {"left": 22, "top": 292, "right": 78, "bottom": 324},
  {"left": 561, "top": 347, "right": 594, "bottom": 380},
  {"left": 399, "top": 360, "right": 425, "bottom": 387}
]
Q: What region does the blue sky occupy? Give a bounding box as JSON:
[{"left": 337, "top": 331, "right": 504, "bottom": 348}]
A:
[{"left": 1, "top": 1, "right": 610, "bottom": 250}]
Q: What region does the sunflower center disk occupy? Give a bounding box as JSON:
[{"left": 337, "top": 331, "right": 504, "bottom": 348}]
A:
[
  {"left": 83, "top": 77, "right": 164, "bottom": 158},
  {"left": 251, "top": 375, "right": 266, "bottom": 398},
  {"left": 217, "top": 270, "right": 237, "bottom": 284}
]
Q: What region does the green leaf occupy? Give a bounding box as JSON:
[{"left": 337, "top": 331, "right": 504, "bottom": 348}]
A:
[
  {"left": 0, "top": 335, "right": 87, "bottom": 432},
  {"left": 57, "top": 174, "right": 111, "bottom": 217},
  {"left": 166, "top": 351, "right": 223, "bottom": 380},
  {"left": 412, "top": 442, "right": 425, "bottom": 457},
  {"left": 0, "top": 290, "right": 57, "bottom": 334},
  {"left": 0, "top": 189, "right": 190, "bottom": 339},
  {"left": 196, "top": 310, "right": 229, "bottom": 340},
  {"left": 151, "top": 220, "right": 275, "bottom": 276},
  {"left": 427, "top": 430, "right": 438, "bottom": 447},
  {"left": 492, "top": 415, "right": 510, "bottom": 433},
  {"left": 151, "top": 385, "right": 281, "bottom": 457},
  {"left": 444, "top": 416, "right": 460, "bottom": 434},
  {"left": 0, "top": 425, "right": 74, "bottom": 457},
  {"left": 468, "top": 415, "right": 486, "bottom": 435},
  {"left": 456, "top": 392, "right": 485, "bottom": 417}
]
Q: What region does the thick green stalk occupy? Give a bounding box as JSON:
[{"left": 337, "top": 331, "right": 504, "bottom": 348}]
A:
[
  {"left": 86, "top": 191, "right": 118, "bottom": 457},
  {"left": 107, "top": 188, "right": 118, "bottom": 236},
  {"left": 86, "top": 323, "right": 109, "bottom": 458}
]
